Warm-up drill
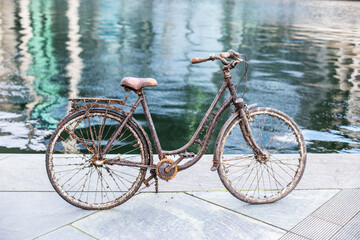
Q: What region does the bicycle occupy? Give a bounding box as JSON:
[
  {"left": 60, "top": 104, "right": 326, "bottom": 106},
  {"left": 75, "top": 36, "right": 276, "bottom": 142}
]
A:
[{"left": 46, "top": 49, "right": 307, "bottom": 210}]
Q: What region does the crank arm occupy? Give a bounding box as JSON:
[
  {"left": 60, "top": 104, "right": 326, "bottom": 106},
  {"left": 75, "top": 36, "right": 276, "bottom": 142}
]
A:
[{"left": 103, "top": 159, "right": 155, "bottom": 169}]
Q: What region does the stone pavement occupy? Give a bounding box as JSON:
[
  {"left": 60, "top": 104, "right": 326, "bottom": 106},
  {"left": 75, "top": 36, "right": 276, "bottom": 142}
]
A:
[{"left": 0, "top": 154, "right": 359, "bottom": 240}]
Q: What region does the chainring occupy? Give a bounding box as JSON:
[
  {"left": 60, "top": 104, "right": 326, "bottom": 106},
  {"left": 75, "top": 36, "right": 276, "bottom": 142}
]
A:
[{"left": 156, "top": 158, "right": 178, "bottom": 181}]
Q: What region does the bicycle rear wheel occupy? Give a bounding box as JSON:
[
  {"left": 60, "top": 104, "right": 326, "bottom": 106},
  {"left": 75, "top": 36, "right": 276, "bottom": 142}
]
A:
[
  {"left": 46, "top": 109, "right": 149, "bottom": 210},
  {"left": 217, "top": 107, "right": 306, "bottom": 203}
]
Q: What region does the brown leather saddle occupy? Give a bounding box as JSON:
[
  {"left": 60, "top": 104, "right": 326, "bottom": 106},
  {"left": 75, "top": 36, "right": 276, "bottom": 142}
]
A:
[{"left": 121, "top": 77, "right": 157, "bottom": 91}]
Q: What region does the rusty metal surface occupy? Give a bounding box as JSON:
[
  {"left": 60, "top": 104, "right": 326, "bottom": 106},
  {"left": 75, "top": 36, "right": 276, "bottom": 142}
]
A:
[
  {"left": 48, "top": 49, "right": 305, "bottom": 208},
  {"left": 62, "top": 50, "right": 251, "bottom": 174}
]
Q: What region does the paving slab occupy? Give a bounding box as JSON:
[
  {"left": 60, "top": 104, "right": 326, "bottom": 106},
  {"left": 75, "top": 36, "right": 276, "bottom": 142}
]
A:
[
  {"left": 0, "top": 192, "right": 95, "bottom": 240},
  {"left": 311, "top": 189, "right": 360, "bottom": 226},
  {"left": 189, "top": 189, "right": 339, "bottom": 230},
  {"left": 331, "top": 212, "right": 360, "bottom": 240},
  {"left": 297, "top": 154, "right": 360, "bottom": 189},
  {"left": 72, "top": 192, "right": 285, "bottom": 240},
  {"left": 0, "top": 154, "right": 13, "bottom": 161},
  {"left": 289, "top": 215, "right": 342, "bottom": 240},
  {"left": 0, "top": 154, "right": 52, "bottom": 191},
  {"left": 36, "top": 225, "right": 96, "bottom": 240},
  {"left": 1, "top": 154, "right": 359, "bottom": 192},
  {"left": 284, "top": 189, "right": 360, "bottom": 240},
  {"left": 0, "top": 153, "right": 360, "bottom": 239}
]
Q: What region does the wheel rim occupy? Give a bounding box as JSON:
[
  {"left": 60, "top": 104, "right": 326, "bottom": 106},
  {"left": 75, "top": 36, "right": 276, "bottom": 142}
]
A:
[
  {"left": 219, "top": 109, "right": 306, "bottom": 203},
  {"left": 47, "top": 112, "right": 146, "bottom": 209}
]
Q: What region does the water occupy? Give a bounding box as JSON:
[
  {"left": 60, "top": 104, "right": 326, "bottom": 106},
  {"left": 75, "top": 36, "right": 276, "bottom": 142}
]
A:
[{"left": 0, "top": 0, "right": 359, "bottom": 153}]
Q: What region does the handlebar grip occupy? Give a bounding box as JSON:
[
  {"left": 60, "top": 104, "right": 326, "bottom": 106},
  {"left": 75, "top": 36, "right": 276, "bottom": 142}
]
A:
[
  {"left": 191, "top": 57, "right": 209, "bottom": 64},
  {"left": 220, "top": 52, "right": 231, "bottom": 58}
]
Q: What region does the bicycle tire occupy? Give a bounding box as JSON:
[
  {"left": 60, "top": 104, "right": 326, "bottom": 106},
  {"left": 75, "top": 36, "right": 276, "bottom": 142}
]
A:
[
  {"left": 216, "top": 107, "right": 306, "bottom": 203},
  {"left": 46, "top": 109, "right": 149, "bottom": 210}
]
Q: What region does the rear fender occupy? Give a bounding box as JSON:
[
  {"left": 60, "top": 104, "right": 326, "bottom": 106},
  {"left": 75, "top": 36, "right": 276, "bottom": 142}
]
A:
[{"left": 56, "top": 108, "right": 153, "bottom": 166}]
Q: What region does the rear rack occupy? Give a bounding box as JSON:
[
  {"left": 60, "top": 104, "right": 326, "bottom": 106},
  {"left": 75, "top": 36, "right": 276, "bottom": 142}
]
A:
[{"left": 68, "top": 97, "right": 133, "bottom": 115}]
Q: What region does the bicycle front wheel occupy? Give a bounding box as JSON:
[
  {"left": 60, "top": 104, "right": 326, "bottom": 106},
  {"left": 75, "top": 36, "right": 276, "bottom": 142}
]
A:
[
  {"left": 46, "top": 109, "right": 149, "bottom": 210},
  {"left": 217, "top": 107, "right": 306, "bottom": 203}
]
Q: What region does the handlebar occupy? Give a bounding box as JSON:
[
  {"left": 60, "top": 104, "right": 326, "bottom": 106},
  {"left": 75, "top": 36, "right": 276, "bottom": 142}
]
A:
[
  {"left": 191, "top": 57, "right": 211, "bottom": 64},
  {"left": 191, "top": 49, "right": 243, "bottom": 65},
  {"left": 219, "top": 52, "right": 231, "bottom": 58}
]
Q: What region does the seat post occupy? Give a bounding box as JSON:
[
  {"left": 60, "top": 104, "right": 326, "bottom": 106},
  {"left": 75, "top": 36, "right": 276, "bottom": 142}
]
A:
[{"left": 139, "top": 91, "right": 164, "bottom": 159}]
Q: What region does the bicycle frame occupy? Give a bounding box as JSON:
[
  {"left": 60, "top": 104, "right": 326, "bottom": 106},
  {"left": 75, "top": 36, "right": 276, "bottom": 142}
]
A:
[
  {"left": 143, "top": 81, "right": 232, "bottom": 171},
  {"left": 101, "top": 65, "right": 263, "bottom": 172},
  {"left": 48, "top": 50, "right": 306, "bottom": 209}
]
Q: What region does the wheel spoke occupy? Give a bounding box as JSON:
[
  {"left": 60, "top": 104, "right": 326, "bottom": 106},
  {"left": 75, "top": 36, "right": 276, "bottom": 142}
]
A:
[
  {"left": 218, "top": 108, "right": 306, "bottom": 203},
  {"left": 46, "top": 111, "right": 148, "bottom": 210}
]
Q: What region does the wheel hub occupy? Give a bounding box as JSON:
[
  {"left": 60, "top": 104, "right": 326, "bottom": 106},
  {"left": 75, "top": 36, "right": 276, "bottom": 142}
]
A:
[
  {"left": 91, "top": 154, "right": 104, "bottom": 167},
  {"left": 156, "top": 158, "right": 177, "bottom": 181},
  {"left": 256, "top": 151, "right": 270, "bottom": 163}
]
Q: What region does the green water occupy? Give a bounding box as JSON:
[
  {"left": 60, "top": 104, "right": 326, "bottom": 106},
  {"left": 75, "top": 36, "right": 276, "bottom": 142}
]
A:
[{"left": 0, "top": 0, "right": 359, "bottom": 153}]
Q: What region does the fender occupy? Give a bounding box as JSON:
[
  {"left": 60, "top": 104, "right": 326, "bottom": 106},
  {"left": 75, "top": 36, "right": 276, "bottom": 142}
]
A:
[{"left": 212, "top": 105, "right": 259, "bottom": 170}]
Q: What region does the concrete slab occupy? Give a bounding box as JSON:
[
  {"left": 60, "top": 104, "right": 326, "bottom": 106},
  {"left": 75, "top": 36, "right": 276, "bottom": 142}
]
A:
[
  {"left": 332, "top": 212, "right": 360, "bottom": 240},
  {"left": 73, "top": 192, "right": 285, "bottom": 240},
  {"left": 0, "top": 154, "right": 52, "bottom": 191},
  {"left": 285, "top": 189, "right": 360, "bottom": 239},
  {"left": 0, "top": 192, "right": 95, "bottom": 240},
  {"left": 297, "top": 154, "right": 360, "bottom": 189},
  {"left": 1, "top": 154, "right": 359, "bottom": 192},
  {"left": 189, "top": 189, "right": 339, "bottom": 230},
  {"left": 36, "top": 225, "right": 96, "bottom": 240},
  {"left": 279, "top": 232, "right": 308, "bottom": 240},
  {"left": 0, "top": 154, "right": 225, "bottom": 192},
  {"left": 0, "top": 154, "right": 13, "bottom": 161},
  {"left": 145, "top": 155, "right": 226, "bottom": 192},
  {"left": 1, "top": 153, "right": 360, "bottom": 239},
  {"left": 311, "top": 189, "right": 360, "bottom": 226},
  {"left": 290, "top": 215, "right": 342, "bottom": 240}
]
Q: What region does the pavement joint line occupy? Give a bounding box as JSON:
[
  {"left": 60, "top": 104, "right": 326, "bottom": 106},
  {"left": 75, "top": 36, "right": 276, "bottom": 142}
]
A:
[
  {"left": 308, "top": 214, "right": 343, "bottom": 227},
  {"left": 0, "top": 190, "right": 55, "bottom": 192},
  {"left": 0, "top": 154, "right": 14, "bottom": 161},
  {"left": 183, "top": 192, "right": 288, "bottom": 233},
  {"left": 285, "top": 189, "right": 346, "bottom": 238},
  {"left": 137, "top": 188, "right": 346, "bottom": 194},
  {"left": 280, "top": 230, "right": 311, "bottom": 240},
  {"left": 0, "top": 189, "right": 346, "bottom": 193},
  {"left": 32, "top": 210, "right": 100, "bottom": 240},
  {"left": 302, "top": 188, "right": 343, "bottom": 220},
  {"left": 328, "top": 210, "right": 360, "bottom": 239},
  {"left": 70, "top": 224, "right": 99, "bottom": 239},
  {"left": 139, "top": 190, "right": 228, "bottom": 193},
  {"left": 294, "top": 188, "right": 345, "bottom": 191}
]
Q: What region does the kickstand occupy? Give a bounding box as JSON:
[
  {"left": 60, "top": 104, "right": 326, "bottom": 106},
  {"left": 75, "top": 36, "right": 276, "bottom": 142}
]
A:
[{"left": 155, "top": 175, "right": 159, "bottom": 193}]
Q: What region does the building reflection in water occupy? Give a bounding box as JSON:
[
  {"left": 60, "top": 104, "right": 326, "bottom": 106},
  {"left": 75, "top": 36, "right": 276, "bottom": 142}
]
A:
[
  {"left": 0, "top": 0, "right": 32, "bottom": 150},
  {"left": 287, "top": 24, "right": 360, "bottom": 151},
  {"left": 18, "top": 0, "right": 39, "bottom": 147},
  {"left": 66, "top": 0, "right": 83, "bottom": 109}
]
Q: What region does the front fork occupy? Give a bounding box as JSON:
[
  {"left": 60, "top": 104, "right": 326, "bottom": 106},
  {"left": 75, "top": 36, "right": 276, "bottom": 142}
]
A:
[{"left": 235, "top": 98, "right": 268, "bottom": 161}]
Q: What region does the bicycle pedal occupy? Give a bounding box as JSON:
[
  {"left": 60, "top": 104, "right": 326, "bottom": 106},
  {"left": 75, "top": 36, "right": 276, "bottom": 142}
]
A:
[{"left": 143, "top": 172, "right": 156, "bottom": 187}]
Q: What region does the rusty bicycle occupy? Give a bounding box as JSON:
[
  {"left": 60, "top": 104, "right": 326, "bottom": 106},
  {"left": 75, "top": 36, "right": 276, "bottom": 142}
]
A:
[{"left": 46, "top": 50, "right": 306, "bottom": 210}]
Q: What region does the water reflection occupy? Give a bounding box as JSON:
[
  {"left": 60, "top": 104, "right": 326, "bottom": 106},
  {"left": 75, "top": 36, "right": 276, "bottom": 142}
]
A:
[
  {"left": 66, "top": 0, "right": 83, "bottom": 105},
  {"left": 0, "top": 0, "right": 359, "bottom": 153}
]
